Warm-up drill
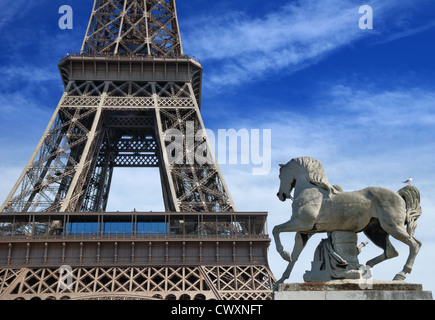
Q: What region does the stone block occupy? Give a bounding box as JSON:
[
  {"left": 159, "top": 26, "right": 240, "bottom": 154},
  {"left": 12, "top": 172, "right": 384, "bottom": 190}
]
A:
[{"left": 273, "top": 280, "right": 433, "bottom": 300}]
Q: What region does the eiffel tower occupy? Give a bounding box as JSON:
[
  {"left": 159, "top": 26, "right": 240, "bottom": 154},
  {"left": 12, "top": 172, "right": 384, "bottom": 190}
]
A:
[{"left": 0, "top": 0, "right": 275, "bottom": 300}]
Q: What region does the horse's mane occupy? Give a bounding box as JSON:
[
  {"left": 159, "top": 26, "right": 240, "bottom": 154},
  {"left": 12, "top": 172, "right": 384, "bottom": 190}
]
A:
[{"left": 291, "top": 157, "right": 341, "bottom": 195}]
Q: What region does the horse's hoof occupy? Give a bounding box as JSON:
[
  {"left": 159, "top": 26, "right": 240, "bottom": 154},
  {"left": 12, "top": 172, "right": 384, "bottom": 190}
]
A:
[
  {"left": 273, "top": 279, "right": 284, "bottom": 291},
  {"left": 393, "top": 272, "right": 406, "bottom": 281},
  {"left": 280, "top": 250, "right": 292, "bottom": 262}
]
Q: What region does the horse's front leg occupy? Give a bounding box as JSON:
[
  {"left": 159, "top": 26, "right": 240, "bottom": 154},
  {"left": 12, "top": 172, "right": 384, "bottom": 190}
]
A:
[
  {"left": 272, "top": 221, "right": 292, "bottom": 262},
  {"left": 274, "top": 232, "right": 312, "bottom": 290},
  {"left": 273, "top": 216, "right": 314, "bottom": 262}
]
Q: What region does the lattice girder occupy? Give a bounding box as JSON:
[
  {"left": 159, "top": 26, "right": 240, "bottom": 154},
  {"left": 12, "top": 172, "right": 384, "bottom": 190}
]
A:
[
  {"left": 1, "top": 79, "right": 235, "bottom": 213},
  {"left": 0, "top": 265, "right": 274, "bottom": 300},
  {"left": 81, "top": 0, "right": 183, "bottom": 57}
]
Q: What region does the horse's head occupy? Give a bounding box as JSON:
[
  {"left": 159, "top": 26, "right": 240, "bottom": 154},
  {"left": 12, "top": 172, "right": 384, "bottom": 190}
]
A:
[
  {"left": 277, "top": 157, "right": 339, "bottom": 202},
  {"left": 277, "top": 162, "right": 298, "bottom": 202}
]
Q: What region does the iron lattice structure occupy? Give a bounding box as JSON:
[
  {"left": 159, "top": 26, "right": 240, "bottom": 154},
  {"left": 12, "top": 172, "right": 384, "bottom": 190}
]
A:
[
  {"left": 0, "top": 0, "right": 275, "bottom": 300},
  {"left": 0, "top": 266, "right": 273, "bottom": 301},
  {"left": 82, "top": 0, "right": 183, "bottom": 57}
]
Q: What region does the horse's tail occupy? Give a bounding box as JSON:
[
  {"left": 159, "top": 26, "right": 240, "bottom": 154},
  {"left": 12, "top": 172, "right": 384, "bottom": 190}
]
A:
[{"left": 398, "top": 185, "right": 422, "bottom": 237}]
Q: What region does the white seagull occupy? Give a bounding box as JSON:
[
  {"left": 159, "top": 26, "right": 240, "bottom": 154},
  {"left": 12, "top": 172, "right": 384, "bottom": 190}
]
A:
[{"left": 402, "top": 176, "right": 413, "bottom": 185}]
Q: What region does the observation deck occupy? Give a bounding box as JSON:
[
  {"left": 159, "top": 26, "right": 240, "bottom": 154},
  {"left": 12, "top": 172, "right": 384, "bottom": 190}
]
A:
[{"left": 0, "top": 212, "right": 270, "bottom": 268}]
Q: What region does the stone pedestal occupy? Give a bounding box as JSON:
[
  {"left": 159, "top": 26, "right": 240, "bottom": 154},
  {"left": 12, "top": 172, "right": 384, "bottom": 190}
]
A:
[
  {"left": 304, "top": 231, "right": 367, "bottom": 282},
  {"left": 330, "top": 231, "right": 359, "bottom": 267},
  {"left": 273, "top": 280, "right": 433, "bottom": 300}
]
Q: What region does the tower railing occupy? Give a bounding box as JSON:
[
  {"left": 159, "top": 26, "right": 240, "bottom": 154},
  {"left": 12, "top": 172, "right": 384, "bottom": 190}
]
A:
[{"left": 60, "top": 52, "right": 201, "bottom": 64}]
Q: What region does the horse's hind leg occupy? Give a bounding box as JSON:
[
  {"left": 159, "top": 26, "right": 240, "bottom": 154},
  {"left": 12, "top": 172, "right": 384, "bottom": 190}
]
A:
[
  {"left": 364, "top": 225, "right": 398, "bottom": 268},
  {"left": 379, "top": 222, "right": 421, "bottom": 281}
]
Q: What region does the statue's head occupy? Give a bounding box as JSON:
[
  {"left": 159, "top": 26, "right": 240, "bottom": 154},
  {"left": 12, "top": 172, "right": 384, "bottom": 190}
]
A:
[
  {"left": 277, "top": 157, "right": 339, "bottom": 201},
  {"left": 277, "top": 161, "right": 298, "bottom": 201}
]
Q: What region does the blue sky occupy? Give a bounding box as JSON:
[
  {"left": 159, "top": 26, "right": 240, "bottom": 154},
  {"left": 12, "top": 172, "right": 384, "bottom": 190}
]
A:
[{"left": 1, "top": 0, "right": 435, "bottom": 293}]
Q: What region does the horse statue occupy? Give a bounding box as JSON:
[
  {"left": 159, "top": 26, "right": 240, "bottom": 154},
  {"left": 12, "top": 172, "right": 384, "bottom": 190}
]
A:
[{"left": 273, "top": 156, "right": 422, "bottom": 287}]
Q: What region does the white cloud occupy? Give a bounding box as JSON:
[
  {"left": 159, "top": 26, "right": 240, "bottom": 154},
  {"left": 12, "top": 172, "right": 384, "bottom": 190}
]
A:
[
  {"left": 328, "top": 85, "right": 435, "bottom": 127},
  {"left": 372, "top": 20, "right": 435, "bottom": 45},
  {"left": 0, "top": 167, "right": 23, "bottom": 205},
  {"left": 105, "top": 168, "right": 165, "bottom": 212},
  {"left": 0, "top": 0, "right": 30, "bottom": 31},
  {"left": 183, "top": 0, "right": 374, "bottom": 88},
  {"left": 182, "top": 0, "right": 435, "bottom": 91},
  {"left": 0, "top": 65, "right": 59, "bottom": 82}
]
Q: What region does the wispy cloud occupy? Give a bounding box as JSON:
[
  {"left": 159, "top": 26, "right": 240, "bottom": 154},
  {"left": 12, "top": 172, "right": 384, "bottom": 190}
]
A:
[
  {"left": 182, "top": 0, "right": 434, "bottom": 90},
  {"left": 327, "top": 85, "right": 435, "bottom": 128},
  {"left": 222, "top": 82, "right": 435, "bottom": 191},
  {"left": 0, "top": 91, "right": 52, "bottom": 156},
  {"left": 372, "top": 20, "right": 435, "bottom": 45},
  {"left": 0, "top": 65, "right": 59, "bottom": 82},
  {"left": 183, "top": 0, "right": 376, "bottom": 88},
  {"left": 0, "top": 0, "right": 29, "bottom": 31}
]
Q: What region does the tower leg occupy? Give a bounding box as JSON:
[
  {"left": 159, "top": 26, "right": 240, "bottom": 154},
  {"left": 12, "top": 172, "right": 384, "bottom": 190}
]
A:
[{"left": 60, "top": 88, "right": 108, "bottom": 212}]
